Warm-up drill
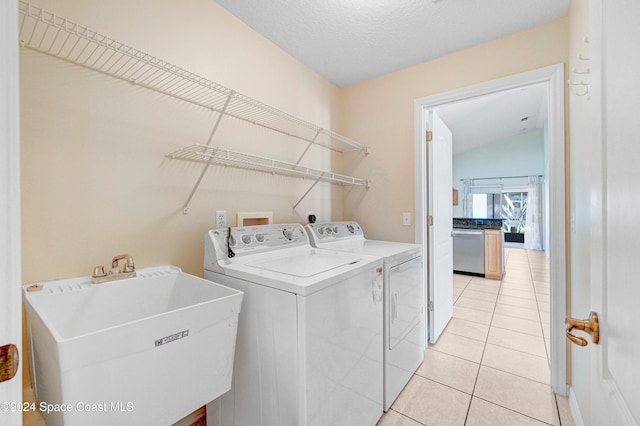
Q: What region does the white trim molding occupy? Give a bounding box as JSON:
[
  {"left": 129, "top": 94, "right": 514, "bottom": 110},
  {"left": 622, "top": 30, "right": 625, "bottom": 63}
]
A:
[
  {"left": 569, "top": 386, "right": 586, "bottom": 426},
  {"left": 414, "top": 64, "right": 567, "bottom": 395},
  {"left": 0, "top": 0, "right": 23, "bottom": 424}
]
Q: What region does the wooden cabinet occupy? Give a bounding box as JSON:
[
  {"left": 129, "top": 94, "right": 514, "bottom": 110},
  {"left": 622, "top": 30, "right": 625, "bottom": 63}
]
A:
[{"left": 484, "top": 229, "right": 503, "bottom": 280}]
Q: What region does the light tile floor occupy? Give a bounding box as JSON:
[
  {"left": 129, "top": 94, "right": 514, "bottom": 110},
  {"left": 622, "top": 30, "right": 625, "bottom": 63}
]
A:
[{"left": 378, "top": 248, "right": 575, "bottom": 426}]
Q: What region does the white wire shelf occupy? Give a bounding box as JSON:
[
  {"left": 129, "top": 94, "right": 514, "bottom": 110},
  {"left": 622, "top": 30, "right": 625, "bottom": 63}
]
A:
[
  {"left": 17, "top": 1, "right": 368, "bottom": 153},
  {"left": 166, "top": 144, "right": 371, "bottom": 187}
]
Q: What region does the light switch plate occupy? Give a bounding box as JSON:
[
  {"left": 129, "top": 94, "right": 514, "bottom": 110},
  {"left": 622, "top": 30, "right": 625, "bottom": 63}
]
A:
[{"left": 402, "top": 212, "right": 411, "bottom": 226}]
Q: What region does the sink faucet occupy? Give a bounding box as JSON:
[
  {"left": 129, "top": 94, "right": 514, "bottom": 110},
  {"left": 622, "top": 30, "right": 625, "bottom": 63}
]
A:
[
  {"left": 112, "top": 254, "right": 135, "bottom": 273},
  {"left": 91, "top": 254, "right": 136, "bottom": 284}
]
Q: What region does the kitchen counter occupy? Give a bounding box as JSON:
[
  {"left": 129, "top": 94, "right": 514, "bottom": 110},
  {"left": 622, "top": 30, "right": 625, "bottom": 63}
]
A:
[{"left": 453, "top": 218, "right": 503, "bottom": 230}]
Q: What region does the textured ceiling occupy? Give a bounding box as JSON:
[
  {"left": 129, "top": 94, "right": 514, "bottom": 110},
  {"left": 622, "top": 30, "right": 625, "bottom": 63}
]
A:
[
  {"left": 215, "top": 1, "right": 558, "bottom": 153},
  {"left": 215, "top": 0, "right": 570, "bottom": 88},
  {"left": 439, "top": 83, "right": 548, "bottom": 155}
]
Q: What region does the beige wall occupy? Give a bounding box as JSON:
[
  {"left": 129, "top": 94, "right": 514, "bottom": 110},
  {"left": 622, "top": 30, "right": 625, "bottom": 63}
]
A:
[
  {"left": 339, "top": 17, "right": 570, "bottom": 243},
  {"left": 21, "top": 0, "right": 345, "bottom": 283}
]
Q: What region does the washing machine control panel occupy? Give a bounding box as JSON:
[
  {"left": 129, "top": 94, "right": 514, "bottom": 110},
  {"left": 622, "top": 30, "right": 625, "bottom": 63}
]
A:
[
  {"left": 307, "top": 221, "right": 364, "bottom": 242},
  {"left": 210, "top": 224, "right": 309, "bottom": 257},
  {"left": 282, "top": 228, "right": 295, "bottom": 240}
]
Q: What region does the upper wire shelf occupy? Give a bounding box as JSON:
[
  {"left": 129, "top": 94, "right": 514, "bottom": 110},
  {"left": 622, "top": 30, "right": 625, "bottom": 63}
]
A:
[
  {"left": 17, "top": 1, "right": 367, "bottom": 153},
  {"left": 166, "top": 145, "right": 370, "bottom": 187}
]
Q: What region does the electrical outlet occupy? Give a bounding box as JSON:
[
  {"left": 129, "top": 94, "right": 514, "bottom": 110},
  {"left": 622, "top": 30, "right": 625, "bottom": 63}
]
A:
[
  {"left": 215, "top": 210, "right": 227, "bottom": 229},
  {"left": 402, "top": 212, "right": 411, "bottom": 227},
  {"left": 305, "top": 210, "right": 316, "bottom": 223}
]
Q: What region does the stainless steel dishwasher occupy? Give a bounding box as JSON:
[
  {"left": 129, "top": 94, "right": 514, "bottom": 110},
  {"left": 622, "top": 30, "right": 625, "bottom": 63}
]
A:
[{"left": 452, "top": 229, "right": 485, "bottom": 275}]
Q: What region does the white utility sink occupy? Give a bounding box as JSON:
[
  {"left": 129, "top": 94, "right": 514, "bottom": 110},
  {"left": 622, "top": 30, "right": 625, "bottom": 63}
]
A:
[{"left": 23, "top": 265, "right": 243, "bottom": 426}]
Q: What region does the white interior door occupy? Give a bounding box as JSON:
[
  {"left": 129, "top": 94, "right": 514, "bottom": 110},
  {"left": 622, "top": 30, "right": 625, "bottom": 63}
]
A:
[
  {"left": 0, "top": 1, "right": 23, "bottom": 425},
  {"left": 586, "top": 0, "right": 640, "bottom": 424},
  {"left": 427, "top": 110, "right": 453, "bottom": 343}
]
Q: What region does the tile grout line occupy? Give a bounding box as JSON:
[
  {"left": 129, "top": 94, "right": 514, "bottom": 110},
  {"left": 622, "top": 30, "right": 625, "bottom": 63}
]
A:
[
  {"left": 472, "top": 395, "right": 558, "bottom": 426},
  {"left": 503, "top": 250, "right": 552, "bottom": 384},
  {"left": 482, "top": 340, "right": 549, "bottom": 360},
  {"left": 465, "top": 248, "right": 512, "bottom": 423},
  {"left": 453, "top": 275, "right": 473, "bottom": 304},
  {"left": 454, "top": 272, "right": 484, "bottom": 426},
  {"left": 385, "top": 408, "right": 428, "bottom": 426},
  {"left": 413, "top": 370, "right": 477, "bottom": 397},
  {"left": 554, "top": 393, "right": 566, "bottom": 426},
  {"left": 477, "top": 362, "right": 557, "bottom": 422},
  {"left": 450, "top": 249, "right": 556, "bottom": 425},
  {"left": 468, "top": 249, "right": 555, "bottom": 425},
  {"left": 446, "top": 314, "right": 551, "bottom": 385},
  {"left": 476, "top": 356, "right": 553, "bottom": 387},
  {"left": 428, "top": 345, "right": 484, "bottom": 364},
  {"left": 527, "top": 249, "right": 552, "bottom": 364},
  {"left": 463, "top": 254, "right": 506, "bottom": 425}
]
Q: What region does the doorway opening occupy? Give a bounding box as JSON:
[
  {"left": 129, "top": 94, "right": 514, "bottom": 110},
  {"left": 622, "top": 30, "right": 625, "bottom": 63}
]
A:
[{"left": 413, "top": 64, "right": 567, "bottom": 395}]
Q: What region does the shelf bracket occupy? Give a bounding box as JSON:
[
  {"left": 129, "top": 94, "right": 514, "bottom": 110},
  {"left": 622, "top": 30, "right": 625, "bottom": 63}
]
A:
[
  {"left": 292, "top": 172, "right": 325, "bottom": 211},
  {"left": 182, "top": 93, "right": 233, "bottom": 214},
  {"left": 295, "top": 128, "right": 322, "bottom": 165}
]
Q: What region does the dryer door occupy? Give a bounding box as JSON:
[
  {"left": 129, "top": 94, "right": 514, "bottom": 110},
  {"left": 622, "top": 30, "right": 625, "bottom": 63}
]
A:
[
  {"left": 388, "top": 256, "right": 423, "bottom": 350},
  {"left": 385, "top": 255, "right": 425, "bottom": 411}
]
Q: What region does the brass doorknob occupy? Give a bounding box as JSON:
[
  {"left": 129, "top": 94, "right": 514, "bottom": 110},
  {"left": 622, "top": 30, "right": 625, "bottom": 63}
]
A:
[
  {"left": 0, "top": 344, "right": 19, "bottom": 383},
  {"left": 565, "top": 312, "right": 600, "bottom": 346}
]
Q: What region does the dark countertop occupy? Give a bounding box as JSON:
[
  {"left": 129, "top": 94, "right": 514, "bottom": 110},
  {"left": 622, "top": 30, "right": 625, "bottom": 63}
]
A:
[{"left": 453, "top": 218, "right": 503, "bottom": 230}]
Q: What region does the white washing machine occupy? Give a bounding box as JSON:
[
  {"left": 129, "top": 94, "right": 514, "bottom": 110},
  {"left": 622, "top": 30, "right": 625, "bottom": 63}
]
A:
[
  {"left": 204, "top": 224, "right": 384, "bottom": 426},
  {"left": 305, "top": 221, "right": 425, "bottom": 411}
]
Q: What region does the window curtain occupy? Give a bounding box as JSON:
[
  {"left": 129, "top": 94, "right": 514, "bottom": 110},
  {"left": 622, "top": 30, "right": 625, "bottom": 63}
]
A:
[
  {"left": 524, "top": 175, "right": 542, "bottom": 250},
  {"left": 462, "top": 179, "right": 473, "bottom": 217}
]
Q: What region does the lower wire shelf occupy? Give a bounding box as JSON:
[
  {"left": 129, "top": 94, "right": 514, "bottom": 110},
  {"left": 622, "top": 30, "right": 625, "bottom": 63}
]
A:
[{"left": 166, "top": 144, "right": 370, "bottom": 187}]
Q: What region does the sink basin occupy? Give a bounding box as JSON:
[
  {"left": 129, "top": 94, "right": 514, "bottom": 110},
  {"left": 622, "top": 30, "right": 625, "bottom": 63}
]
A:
[{"left": 23, "top": 265, "right": 243, "bottom": 426}]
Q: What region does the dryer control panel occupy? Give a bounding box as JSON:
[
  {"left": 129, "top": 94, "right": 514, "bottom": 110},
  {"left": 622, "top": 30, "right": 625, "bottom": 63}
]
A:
[
  {"left": 206, "top": 223, "right": 310, "bottom": 261},
  {"left": 306, "top": 221, "right": 364, "bottom": 243}
]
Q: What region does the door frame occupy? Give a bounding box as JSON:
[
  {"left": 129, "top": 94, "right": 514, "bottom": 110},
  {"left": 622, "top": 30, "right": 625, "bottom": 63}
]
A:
[
  {"left": 1, "top": 0, "right": 23, "bottom": 423},
  {"left": 413, "top": 64, "right": 567, "bottom": 395}
]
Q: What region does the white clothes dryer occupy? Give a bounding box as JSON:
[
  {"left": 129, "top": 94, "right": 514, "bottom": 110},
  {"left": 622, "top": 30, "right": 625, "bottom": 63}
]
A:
[
  {"left": 305, "top": 221, "right": 425, "bottom": 411},
  {"left": 204, "top": 224, "right": 384, "bottom": 426}
]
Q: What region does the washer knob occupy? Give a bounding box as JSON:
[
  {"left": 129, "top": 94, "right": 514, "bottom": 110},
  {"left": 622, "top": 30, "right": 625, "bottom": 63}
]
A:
[
  {"left": 241, "top": 234, "right": 252, "bottom": 245},
  {"left": 347, "top": 224, "right": 355, "bottom": 234},
  {"left": 317, "top": 227, "right": 325, "bottom": 235},
  {"left": 332, "top": 226, "right": 339, "bottom": 234},
  {"left": 325, "top": 227, "right": 333, "bottom": 235},
  {"left": 283, "top": 228, "right": 294, "bottom": 240},
  {"left": 255, "top": 233, "right": 265, "bottom": 243}
]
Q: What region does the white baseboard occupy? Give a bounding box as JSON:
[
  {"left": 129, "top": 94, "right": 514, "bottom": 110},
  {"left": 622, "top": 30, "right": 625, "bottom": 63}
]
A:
[{"left": 569, "top": 386, "right": 585, "bottom": 426}]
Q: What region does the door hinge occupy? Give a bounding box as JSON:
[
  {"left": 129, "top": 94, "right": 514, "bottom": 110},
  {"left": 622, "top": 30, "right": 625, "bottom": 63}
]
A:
[
  {"left": 428, "top": 301, "right": 434, "bottom": 312},
  {"left": 427, "top": 215, "right": 433, "bottom": 226},
  {"left": 426, "top": 131, "right": 433, "bottom": 142}
]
